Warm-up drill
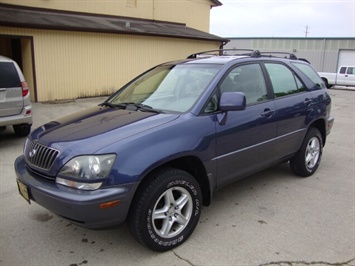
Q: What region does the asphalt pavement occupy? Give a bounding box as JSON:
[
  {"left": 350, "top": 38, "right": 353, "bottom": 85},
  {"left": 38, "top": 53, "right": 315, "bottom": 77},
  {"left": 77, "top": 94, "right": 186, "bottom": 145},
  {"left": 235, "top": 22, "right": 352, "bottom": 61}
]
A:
[{"left": 0, "top": 89, "right": 354, "bottom": 266}]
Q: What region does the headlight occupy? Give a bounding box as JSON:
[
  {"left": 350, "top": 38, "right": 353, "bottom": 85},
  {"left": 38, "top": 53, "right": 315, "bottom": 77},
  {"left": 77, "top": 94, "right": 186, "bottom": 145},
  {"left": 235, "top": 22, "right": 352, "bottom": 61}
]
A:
[{"left": 56, "top": 154, "right": 116, "bottom": 190}]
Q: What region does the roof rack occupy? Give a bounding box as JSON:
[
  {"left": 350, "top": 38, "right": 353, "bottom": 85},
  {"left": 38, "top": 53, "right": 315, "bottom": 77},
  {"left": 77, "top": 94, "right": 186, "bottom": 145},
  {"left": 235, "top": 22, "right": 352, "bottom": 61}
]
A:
[
  {"left": 298, "top": 58, "right": 311, "bottom": 64},
  {"left": 187, "top": 49, "right": 254, "bottom": 59},
  {"left": 250, "top": 51, "right": 298, "bottom": 60},
  {"left": 187, "top": 49, "right": 300, "bottom": 60}
]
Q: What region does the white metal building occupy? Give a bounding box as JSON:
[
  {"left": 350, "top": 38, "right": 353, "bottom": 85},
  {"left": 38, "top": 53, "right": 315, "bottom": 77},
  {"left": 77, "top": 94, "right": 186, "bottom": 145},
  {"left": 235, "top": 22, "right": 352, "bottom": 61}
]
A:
[{"left": 224, "top": 37, "right": 355, "bottom": 72}]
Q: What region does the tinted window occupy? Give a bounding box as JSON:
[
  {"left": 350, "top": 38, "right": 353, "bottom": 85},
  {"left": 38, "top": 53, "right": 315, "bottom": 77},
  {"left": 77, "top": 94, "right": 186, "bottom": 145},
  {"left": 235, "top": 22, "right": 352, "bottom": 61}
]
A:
[
  {"left": 340, "top": 67, "right": 346, "bottom": 74},
  {"left": 292, "top": 62, "right": 324, "bottom": 87},
  {"left": 0, "top": 62, "right": 21, "bottom": 88},
  {"left": 220, "top": 63, "right": 268, "bottom": 105},
  {"left": 265, "top": 63, "right": 306, "bottom": 98},
  {"left": 347, "top": 67, "right": 355, "bottom": 74}
]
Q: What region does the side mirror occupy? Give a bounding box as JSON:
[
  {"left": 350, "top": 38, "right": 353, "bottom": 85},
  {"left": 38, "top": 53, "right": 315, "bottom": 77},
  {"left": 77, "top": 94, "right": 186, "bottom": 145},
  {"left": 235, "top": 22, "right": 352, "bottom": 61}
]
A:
[{"left": 219, "top": 92, "right": 246, "bottom": 112}]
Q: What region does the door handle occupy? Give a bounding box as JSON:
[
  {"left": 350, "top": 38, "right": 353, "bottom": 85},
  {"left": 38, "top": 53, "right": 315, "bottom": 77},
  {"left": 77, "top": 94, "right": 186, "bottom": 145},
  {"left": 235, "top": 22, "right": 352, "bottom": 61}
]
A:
[{"left": 260, "top": 108, "right": 274, "bottom": 118}]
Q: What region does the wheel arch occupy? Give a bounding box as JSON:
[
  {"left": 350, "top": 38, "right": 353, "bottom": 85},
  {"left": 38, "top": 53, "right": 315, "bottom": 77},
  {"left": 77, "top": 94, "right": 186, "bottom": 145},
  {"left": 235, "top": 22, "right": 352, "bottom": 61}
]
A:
[
  {"left": 309, "top": 118, "right": 326, "bottom": 146},
  {"left": 165, "top": 156, "right": 211, "bottom": 206},
  {"left": 132, "top": 155, "right": 212, "bottom": 208},
  {"left": 321, "top": 77, "right": 332, "bottom": 88}
]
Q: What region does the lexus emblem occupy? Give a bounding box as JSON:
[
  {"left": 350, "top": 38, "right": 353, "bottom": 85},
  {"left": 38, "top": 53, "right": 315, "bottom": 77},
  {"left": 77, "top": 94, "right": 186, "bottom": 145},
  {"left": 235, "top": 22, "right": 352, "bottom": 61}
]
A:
[{"left": 29, "top": 149, "right": 37, "bottom": 158}]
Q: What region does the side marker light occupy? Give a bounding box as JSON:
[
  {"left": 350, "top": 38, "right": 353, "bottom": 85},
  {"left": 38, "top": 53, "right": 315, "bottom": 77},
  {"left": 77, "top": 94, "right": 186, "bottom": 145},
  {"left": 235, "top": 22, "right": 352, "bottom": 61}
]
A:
[{"left": 100, "top": 200, "right": 121, "bottom": 209}]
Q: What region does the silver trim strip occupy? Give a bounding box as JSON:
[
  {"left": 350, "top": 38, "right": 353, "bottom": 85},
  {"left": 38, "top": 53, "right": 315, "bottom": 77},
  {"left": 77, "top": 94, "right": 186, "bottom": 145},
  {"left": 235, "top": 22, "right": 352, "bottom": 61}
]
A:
[{"left": 212, "top": 128, "right": 306, "bottom": 161}]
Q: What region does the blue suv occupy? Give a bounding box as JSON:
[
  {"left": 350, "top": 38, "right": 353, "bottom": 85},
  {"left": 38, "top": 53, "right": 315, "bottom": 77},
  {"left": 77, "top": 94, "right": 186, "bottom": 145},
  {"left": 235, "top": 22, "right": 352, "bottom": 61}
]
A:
[{"left": 15, "top": 50, "right": 334, "bottom": 251}]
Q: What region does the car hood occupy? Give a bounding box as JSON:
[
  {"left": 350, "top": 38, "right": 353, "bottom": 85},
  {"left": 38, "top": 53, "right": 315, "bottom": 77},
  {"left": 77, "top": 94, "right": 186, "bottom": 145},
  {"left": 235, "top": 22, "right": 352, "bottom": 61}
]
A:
[{"left": 31, "top": 106, "right": 179, "bottom": 151}]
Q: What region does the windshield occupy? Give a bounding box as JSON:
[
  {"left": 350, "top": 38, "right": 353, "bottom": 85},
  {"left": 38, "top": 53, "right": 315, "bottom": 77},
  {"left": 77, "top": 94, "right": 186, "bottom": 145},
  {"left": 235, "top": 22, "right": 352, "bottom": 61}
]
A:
[{"left": 108, "top": 64, "right": 222, "bottom": 113}]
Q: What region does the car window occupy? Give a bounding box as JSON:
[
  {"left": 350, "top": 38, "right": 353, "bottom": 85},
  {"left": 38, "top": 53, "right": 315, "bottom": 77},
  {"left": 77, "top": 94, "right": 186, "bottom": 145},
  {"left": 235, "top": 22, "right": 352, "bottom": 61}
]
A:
[
  {"left": 0, "top": 62, "right": 21, "bottom": 88},
  {"left": 347, "top": 67, "right": 355, "bottom": 74},
  {"left": 109, "top": 64, "right": 222, "bottom": 113},
  {"left": 264, "top": 63, "right": 306, "bottom": 98},
  {"left": 291, "top": 62, "right": 324, "bottom": 88},
  {"left": 204, "top": 92, "right": 219, "bottom": 113},
  {"left": 219, "top": 63, "right": 268, "bottom": 105}
]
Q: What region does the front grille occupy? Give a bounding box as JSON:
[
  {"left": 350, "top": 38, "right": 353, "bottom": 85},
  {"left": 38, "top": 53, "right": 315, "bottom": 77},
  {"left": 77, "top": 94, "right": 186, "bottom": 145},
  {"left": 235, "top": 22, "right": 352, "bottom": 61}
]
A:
[{"left": 24, "top": 139, "right": 59, "bottom": 170}]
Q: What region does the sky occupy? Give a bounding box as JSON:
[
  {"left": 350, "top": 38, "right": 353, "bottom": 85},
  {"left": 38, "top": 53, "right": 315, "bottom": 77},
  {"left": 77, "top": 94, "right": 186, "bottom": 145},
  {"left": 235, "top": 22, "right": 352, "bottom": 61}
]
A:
[{"left": 209, "top": 0, "right": 355, "bottom": 38}]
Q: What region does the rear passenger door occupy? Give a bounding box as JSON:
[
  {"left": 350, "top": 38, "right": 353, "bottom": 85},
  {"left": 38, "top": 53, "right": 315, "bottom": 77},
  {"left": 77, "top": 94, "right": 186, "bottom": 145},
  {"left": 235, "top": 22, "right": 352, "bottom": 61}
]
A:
[
  {"left": 215, "top": 63, "right": 277, "bottom": 187},
  {"left": 0, "top": 61, "right": 23, "bottom": 117},
  {"left": 263, "top": 62, "right": 313, "bottom": 158}
]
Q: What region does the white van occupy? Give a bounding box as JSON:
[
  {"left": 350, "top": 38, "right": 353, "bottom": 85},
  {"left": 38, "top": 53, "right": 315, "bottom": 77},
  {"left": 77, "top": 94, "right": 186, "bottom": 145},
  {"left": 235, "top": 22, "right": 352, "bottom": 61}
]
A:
[{"left": 0, "top": 55, "right": 32, "bottom": 137}]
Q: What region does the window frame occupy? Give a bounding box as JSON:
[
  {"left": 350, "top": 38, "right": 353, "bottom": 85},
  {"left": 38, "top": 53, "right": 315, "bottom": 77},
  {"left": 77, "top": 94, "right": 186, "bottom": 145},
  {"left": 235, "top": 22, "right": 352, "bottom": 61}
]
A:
[
  {"left": 339, "top": 67, "right": 347, "bottom": 74},
  {"left": 291, "top": 61, "right": 325, "bottom": 89},
  {"left": 215, "top": 62, "right": 270, "bottom": 106},
  {"left": 262, "top": 61, "right": 308, "bottom": 99}
]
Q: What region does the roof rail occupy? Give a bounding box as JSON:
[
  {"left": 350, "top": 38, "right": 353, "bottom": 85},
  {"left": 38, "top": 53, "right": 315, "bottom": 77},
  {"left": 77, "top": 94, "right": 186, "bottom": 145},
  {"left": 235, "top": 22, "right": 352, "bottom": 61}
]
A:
[
  {"left": 252, "top": 51, "right": 298, "bottom": 60},
  {"left": 187, "top": 49, "right": 308, "bottom": 62},
  {"left": 298, "top": 58, "right": 311, "bottom": 64},
  {"left": 187, "top": 49, "right": 254, "bottom": 59}
]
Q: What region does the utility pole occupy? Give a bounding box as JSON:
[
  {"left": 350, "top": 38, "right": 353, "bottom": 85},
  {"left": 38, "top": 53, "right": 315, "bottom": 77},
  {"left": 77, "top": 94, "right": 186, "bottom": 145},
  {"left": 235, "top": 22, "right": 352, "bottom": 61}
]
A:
[{"left": 305, "top": 25, "right": 310, "bottom": 37}]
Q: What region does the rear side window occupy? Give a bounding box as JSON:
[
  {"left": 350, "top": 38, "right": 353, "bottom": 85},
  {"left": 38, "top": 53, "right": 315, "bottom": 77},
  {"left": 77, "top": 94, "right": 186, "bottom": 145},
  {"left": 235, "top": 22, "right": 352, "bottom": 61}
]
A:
[
  {"left": 292, "top": 62, "right": 324, "bottom": 87},
  {"left": 347, "top": 67, "right": 355, "bottom": 74},
  {"left": 265, "top": 63, "right": 306, "bottom": 98},
  {"left": 0, "top": 62, "right": 21, "bottom": 88}
]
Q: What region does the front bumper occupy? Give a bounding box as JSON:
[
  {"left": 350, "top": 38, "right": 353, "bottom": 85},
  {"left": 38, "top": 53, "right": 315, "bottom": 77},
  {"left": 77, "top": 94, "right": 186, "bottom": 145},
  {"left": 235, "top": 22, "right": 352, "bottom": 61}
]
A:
[
  {"left": 15, "top": 155, "right": 138, "bottom": 228},
  {"left": 327, "top": 116, "right": 335, "bottom": 135}
]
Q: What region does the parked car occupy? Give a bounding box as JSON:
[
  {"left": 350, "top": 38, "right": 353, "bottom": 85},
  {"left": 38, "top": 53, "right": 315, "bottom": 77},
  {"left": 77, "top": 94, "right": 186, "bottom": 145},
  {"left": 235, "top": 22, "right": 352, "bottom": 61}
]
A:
[
  {"left": 0, "top": 55, "right": 32, "bottom": 137},
  {"left": 15, "top": 50, "right": 334, "bottom": 251},
  {"left": 318, "top": 66, "right": 355, "bottom": 87}
]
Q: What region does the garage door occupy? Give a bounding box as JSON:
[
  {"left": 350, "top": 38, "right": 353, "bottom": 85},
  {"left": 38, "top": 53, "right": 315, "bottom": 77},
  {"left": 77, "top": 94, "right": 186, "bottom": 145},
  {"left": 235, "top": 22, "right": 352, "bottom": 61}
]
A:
[{"left": 338, "top": 49, "right": 355, "bottom": 68}]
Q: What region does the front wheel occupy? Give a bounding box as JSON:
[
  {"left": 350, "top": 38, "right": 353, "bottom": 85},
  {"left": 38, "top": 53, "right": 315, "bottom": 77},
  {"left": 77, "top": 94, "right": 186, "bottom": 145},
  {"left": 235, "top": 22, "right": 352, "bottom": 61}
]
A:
[
  {"left": 129, "top": 168, "right": 202, "bottom": 251},
  {"left": 321, "top": 78, "right": 333, "bottom": 88},
  {"left": 290, "top": 127, "right": 323, "bottom": 177}
]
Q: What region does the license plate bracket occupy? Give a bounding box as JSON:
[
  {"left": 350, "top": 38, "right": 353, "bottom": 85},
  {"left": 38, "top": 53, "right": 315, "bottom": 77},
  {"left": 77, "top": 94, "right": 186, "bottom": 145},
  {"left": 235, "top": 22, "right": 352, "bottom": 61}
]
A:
[{"left": 17, "top": 180, "right": 31, "bottom": 204}]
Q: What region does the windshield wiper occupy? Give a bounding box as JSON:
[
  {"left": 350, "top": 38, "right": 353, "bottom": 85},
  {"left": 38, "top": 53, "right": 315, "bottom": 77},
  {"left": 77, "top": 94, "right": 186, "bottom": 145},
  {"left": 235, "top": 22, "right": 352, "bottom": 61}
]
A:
[
  {"left": 101, "top": 102, "right": 163, "bottom": 113},
  {"left": 128, "top": 103, "right": 163, "bottom": 114}
]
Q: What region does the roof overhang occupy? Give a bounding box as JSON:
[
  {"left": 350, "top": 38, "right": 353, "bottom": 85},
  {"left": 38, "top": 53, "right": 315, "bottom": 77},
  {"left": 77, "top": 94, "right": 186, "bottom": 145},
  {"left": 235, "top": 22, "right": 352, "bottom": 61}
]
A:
[
  {"left": 210, "top": 0, "right": 223, "bottom": 7},
  {"left": 0, "top": 4, "right": 228, "bottom": 43}
]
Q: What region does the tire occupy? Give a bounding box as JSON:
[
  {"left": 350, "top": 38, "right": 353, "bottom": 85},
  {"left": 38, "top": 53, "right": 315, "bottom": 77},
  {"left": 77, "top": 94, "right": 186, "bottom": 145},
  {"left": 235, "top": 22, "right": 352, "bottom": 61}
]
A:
[
  {"left": 290, "top": 127, "right": 323, "bottom": 177},
  {"left": 13, "top": 124, "right": 31, "bottom": 137},
  {"left": 321, "top": 78, "right": 330, "bottom": 88},
  {"left": 129, "top": 168, "right": 202, "bottom": 251}
]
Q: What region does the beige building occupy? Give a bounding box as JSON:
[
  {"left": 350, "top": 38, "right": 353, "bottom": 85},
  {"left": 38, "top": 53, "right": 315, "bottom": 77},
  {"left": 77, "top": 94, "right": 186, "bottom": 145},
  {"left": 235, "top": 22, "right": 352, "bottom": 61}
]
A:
[{"left": 0, "top": 1, "right": 226, "bottom": 102}]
